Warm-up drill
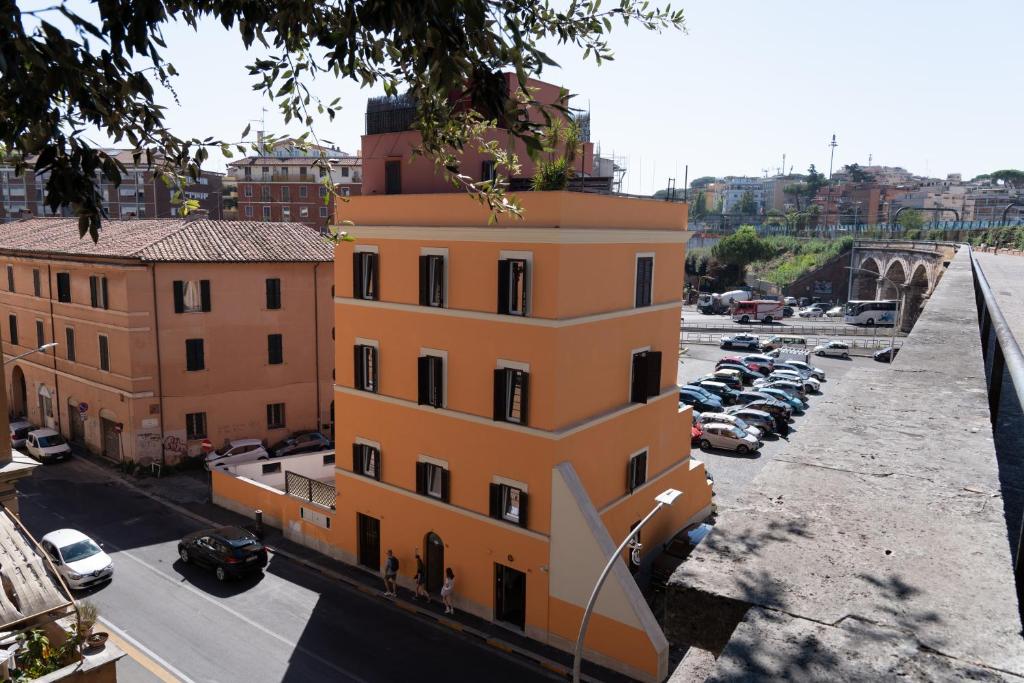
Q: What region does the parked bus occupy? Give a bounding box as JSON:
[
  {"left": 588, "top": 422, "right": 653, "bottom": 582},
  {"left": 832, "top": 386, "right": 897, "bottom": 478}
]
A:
[
  {"left": 843, "top": 299, "right": 898, "bottom": 326},
  {"left": 731, "top": 299, "right": 784, "bottom": 324}
]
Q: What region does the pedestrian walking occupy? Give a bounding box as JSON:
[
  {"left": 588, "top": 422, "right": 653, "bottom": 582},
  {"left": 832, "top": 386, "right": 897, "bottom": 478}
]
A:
[
  {"left": 383, "top": 549, "right": 399, "bottom": 598},
  {"left": 414, "top": 552, "right": 428, "bottom": 601},
  {"left": 441, "top": 567, "right": 455, "bottom": 614}
]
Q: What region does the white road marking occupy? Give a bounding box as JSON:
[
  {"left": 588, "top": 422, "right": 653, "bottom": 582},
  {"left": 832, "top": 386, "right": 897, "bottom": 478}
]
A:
[{"left": 99, "top": 617, "right": 198, "bottom": 683}]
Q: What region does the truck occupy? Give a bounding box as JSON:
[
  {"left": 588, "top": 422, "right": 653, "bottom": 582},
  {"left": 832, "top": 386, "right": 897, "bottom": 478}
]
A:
[
  {"left": 697, "top": 289, "right": 752, "bottom": 315},
  {"left": 731, "top": 299, "right": 784, "bottom": 324}
]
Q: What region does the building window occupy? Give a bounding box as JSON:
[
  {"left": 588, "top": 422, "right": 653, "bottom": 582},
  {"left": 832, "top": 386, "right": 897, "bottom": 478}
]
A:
[
  {"left": 6, "top": 265, "right": 13, "bottom": 292},
  {"left": 262, "top": 206, "right": 271, "bottom": 220},
  {"left": 384, "top": 160, "right": 401, "bottom": 195},
  {"left": 635, "top": 255, "right": 654, "bottom": 307},
  {"left": 261, "top": 185, "right": 270, "bottom": 202},
  {"left": 318, "top": 185, "right": 327, "bottom": 198},
  {"left": 279, "top": 167, "right": 289, "bottom": 179},
  {"left": 265, "top": 278, "right": 281, "bottom": 309},
  {"left": 65, "top": 327, "right": 75, "bottom": 362},
  {"left": 489, "top": 483, "right": 528, "bottom": 527},
  {"left": 353, "top": 344, "right": 378, "bottom": 392},
  {"left": 173, "top": 280, "right": 211, "bottom": 314},
  {"left": 319, "top": 206, "right": 328, "bottom": 218},
  {"left": 243, "top": 185, "right": 253, "bottom": 197},
  {"left": 185, "top": 338, "right": 205, "bottom": 371},
  {"left": 55, "top": 272, "right": 71, "bottom": 303},
  {"left": 319, "top": 167, "right": 327, "bottom": 178},
  {"left": 282, "top": 206, "right": 291, "bottom": 220},
  {"left": 7, "top": 315, "right": 17, "bottom": 345},
  {"left": 630, "top": 350, "right": 662, "bottom": 404},
  {"left": 416, "top": 461, "right": 449, "bottom": 501},
  {"left": 245, "top": 205, "right": 253, "bottom": 218},
  {"left": 493, "top": 366, "right": 529, "bottom": 425},
  {"left": 419, "top": 254, "right": 445, "bottom": 307},
  {"left": 35, "top": 320, "right": 44, "bottom": 348},
  {"left": 244, "top": 167, "right": 252, "bottom": 180},
  {"left": 299, "top": 167, "right": 308, "bottom": 180},
  {"left": 281, "top": 186, "right": 290, "bottom": 202},
  {"left": 497, "top": 258, "right": 529, "bottom": 316},
  {"left": 186, "top": 412, "right": 207, "bottom": 440},
  {"left": 262, "top": 462, "right": 282, "bottom": 475},
  {"left": 299, "top": 207, "right": 309, "bottom": 218},
  {"left": 342, "top": 167, "right": 350, "bottom": 177},
  {"left": 267, "top": 334, "right": 283, "bottom": 365},
  {"left": 89, "top": 275, "right": 109, "bottom": 309},
  {"left": 32, "top": 269, "right": 40, "bottom": 297},
  {"left": 352, "top": 443, "right": 380, "bottom": 480},
  {"left": 627, "top": 450, "right": 648, "bottom": 493},
  {"left": 299, "top": 185, "right": 308, "bottom": 199},
  {"left": 342, "top": 187, "right": 351, "bottom": 197},
  {"left": 266, "top": 402, "right": 286, "bottom": 430},
  {"left": 481, "top": 160, "right": 497, "bottom": 182},
  {"left": 98, "top": 334, "right": 110, "bottom": 371},
  {"left": 352, "top": 251, "right": 379, "bottom": 300},
  {"left": 417, "top": 354, "right": 444, "bottom": 408}
]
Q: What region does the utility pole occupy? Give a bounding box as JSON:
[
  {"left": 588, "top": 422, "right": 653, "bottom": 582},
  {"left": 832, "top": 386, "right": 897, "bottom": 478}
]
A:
[
  {"left": 825, "top": 134, "right": 838, "bottom": 230},
  {"left": 782, "top": 153, "right": 786, "bottom": 177}
]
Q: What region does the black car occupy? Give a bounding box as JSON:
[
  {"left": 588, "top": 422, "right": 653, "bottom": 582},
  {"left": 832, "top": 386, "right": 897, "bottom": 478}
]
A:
[
  {"left": 695, "top": 373, "right": 743, "bottom": 390},
  {"left": 873, "top": 347, "right": 899, "bottom": 363},
  {"left": 178, "top": 526, "right": 268, "bottom": 581},
  {"left": 689, "top": 380, "right": 740, "bottom": 405},
  {"left": 679, "top": 391, "right": 724, "bottom": 413},
  {"left": 269, "top": 431, "right": 333, "bottom": 458}
]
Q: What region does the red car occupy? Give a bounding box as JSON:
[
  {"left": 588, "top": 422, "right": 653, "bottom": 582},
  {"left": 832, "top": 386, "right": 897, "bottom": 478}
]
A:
[
  {"left": 691, "top": 424, "right": 703, "bottom": 445},
  {"left": 717, "top": 355, "right": 760, "bottom": 372}
]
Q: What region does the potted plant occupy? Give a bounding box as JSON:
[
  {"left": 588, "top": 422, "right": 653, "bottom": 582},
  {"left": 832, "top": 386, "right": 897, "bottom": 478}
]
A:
[{"left": 76, "top": 600, "right": 97, "bottom": 639}]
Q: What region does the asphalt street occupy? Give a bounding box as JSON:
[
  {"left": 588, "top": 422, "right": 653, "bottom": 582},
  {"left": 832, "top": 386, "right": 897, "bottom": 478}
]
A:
[
  {"left": 677, "top": 343, "right": 860, "bottom": 507},
  {"left": 680, "top": 304, "right": 907, "bottom": 338},
  {"left": 17, "top": 460, "right": 554, "bottom": 683}
]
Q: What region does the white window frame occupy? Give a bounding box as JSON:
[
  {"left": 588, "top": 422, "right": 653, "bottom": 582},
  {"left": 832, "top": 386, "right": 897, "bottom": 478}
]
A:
[
  {"left": 245, "top": 205, "right": 253, "bottom": 218},
  {"left": 420, "top": 247, "right": 449, "bottom": 309},
  {"left": 634, "top": 252, "right": 655, "bottom": 308},
  {"left": 354, "top": 437, "right": 381, "bottom": 478},
  {"left": 319, "top": 206, "right": 328, "bottom": 218},
  {"left": 354, "top": 337, "right": 379, "bottom": 392},
  {"left": 262, "top": 205, "right": 271, "bottom": 219},
  {"left": 499, "top": 250, "right": 533, "bottom": 317},
  {"left": 492, "top": 476, "right": 528, "bottom": 524},
  {"left": 300, "top": 207, "right": 309, "bottom": 218},
  {"left": 417, "top": 455, "right": 448, "bottom": 500},
  {"left": 628, "top": 447, "right": 649, "bottom": 492},
  {"left": 496, "top": 359, "right": 530, "bottom": 425},
  {"left": 628, "top": 345, "right": 651, "bottom": 403},
  {"left": 419, "top": 347, "right": 448, "bottom": 408},
  {"left": 353, "top": 245, "right": 379, "bottom": 301}
]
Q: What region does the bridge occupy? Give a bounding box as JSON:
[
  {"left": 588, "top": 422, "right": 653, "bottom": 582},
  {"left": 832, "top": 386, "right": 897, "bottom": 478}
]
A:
[{"left": 666, "top": 243, "right": 1024, "bottom": 680}]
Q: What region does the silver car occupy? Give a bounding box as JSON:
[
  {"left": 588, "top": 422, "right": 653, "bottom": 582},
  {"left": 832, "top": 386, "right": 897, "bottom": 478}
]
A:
[
  {"left": 696, "top": 412, "right": 763, "bottom": 439},
  {"left": 697, "top": 423, "right": 761, "bottom": 455},
  {"left": 813, "top": 341, "right": 850, "bottom": 358}
]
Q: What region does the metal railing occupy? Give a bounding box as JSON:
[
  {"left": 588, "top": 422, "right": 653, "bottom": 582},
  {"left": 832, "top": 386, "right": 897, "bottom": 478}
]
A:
[
  {"left": 679, "top": 331, "right": 899, "bottom": 354},
  {"left": 285, "top": 470, "right": 337, "bottom": 510},
  {"left": 971, "top": 247, "right": 1024, "bottom": 425},
  {"left": 681, "top": 320, "right": 906, "bottom": 338}
]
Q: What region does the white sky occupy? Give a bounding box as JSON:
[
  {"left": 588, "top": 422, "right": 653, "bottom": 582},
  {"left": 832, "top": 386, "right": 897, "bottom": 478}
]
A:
[{"left": 79, "top": 0, "right": 1024, "bottom": 193}]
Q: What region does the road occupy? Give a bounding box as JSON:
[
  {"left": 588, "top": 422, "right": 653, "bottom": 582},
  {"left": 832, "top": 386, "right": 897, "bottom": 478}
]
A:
[
  {"left": 677, "top": 344, "right": 859, "bottom": 507},
  {"left": 17, "top": 459, "right": 553, "bottom": 683},
  {"left": 680, "top": 304, "right": 906, "bottom": 336}
]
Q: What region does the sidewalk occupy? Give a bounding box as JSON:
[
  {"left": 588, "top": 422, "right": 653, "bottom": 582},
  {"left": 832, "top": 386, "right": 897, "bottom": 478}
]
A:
[{"left": 70, "top": 448, "right": 635, "bottom": 683}]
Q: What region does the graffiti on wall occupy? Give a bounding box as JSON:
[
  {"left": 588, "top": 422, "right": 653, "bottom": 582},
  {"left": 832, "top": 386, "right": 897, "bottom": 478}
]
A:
[{"left": 162, "top": 430, "right": 188, "bottom": 465}]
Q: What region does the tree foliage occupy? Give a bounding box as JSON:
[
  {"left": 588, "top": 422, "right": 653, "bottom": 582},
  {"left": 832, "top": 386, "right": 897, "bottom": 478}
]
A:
[
  {"left": 0, "top": 0, "right": 686, "bottom": 240},
  {"left": 897, "top": 208, "right": 924, "bottom": 231},
  {"left": 711, "top": 226, "right": 770, "bottom": 268},
  {"left": 843, "top": 163, "right": 874, "bottom": 183},
  {"left": 734, "top": 190, "right": 758, "bottom": 214},
  {"left": 990, "top": 169, "right": 1024, "bottom": 189},
  {"left": 805, "top": 164, "right": 827, "bottom": 195},
  {"left": 689, "top": 190, "right": 707, "bottom": 219},
  {"left": 690, "top": 176, "right": 716, "bottom": 189}
]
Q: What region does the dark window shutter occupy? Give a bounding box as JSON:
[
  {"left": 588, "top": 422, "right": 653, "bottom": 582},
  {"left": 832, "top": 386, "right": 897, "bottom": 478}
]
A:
[
  {"left": 638, "top": 452, "right": 648, "bottom": 487},
  {"left": 101, "top": 277, "right": 109, "bottom": 309},
  {"left": 352, "top": 253, "right": 363, "bottom": 298},
  {"left": 268, "top": 334, "right": 283, "bottom": 364},
  {"left": 489, "top": 483, "right": 502, "bottom": 519},
  {"left": 369, "top": 346, "right": 379, "bottom": 391},
  {"left": 497, "top": 260, "right": 511, "bottom": 314},
  {"left": 631, "top": 352, "right": 648, "bottom": 404},
  {"left": 415, "top": 462, "right": 427, "bottom": 495},
  {"left": 89, "top": 276, "right": 98, "bottom": 307},
  {"left": 368, "top": 253, "right": 380, "bottom": 301},
  {"left": 429, "top": 356, "right": 443, "bottom": 407},
  {"left": 440, "top": 468, "right": 450, "bottom": 503},
  {"left": 352, "top": 443, "right": 361, "bottom": 473},
  {"left": 200, "top": 280, "right": 211, "bottom": 312},
  {"left": 173, "top": 281, "right": 185, "bottom": 313},
  {"left": 372, "top": 447, "right": 381, "bottom": 481},
  {"left": 417, "top": 356, "right": 430, "bottom": 405},
  {"left": 493, "top": 369, "right": 507, "bottom": 421},
  {"left": 627, "top": 457, "right": 636, "bottom": 492},
  {"left": 518, "top": 372, "right": 530, "bottom": 426},
  {"left": 636, "top": 257, "right": 653, "bottom": 307},
  {"left": 353, "top": 345, "right": 365, "bottom": 389},
  {"left": 646, "top": 351, "right": 662, "bottom": 398},
  {"left": 418, "top": 255, "right": 430, "bottom": 306},
  {"left": 518, "top": 491, "right": 529, "bottom": 528}
]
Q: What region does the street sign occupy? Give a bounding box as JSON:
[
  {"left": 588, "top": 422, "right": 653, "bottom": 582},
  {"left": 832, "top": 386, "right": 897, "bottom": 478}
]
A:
[
  {"left": 113, "top": 422, "right": 123, "bottom": 434},
  {"left": 77, "top": 402, "right": 88, "bottom": 415},
  {"left": 201, "top": 438, "right": 214, "bottom": 454}
]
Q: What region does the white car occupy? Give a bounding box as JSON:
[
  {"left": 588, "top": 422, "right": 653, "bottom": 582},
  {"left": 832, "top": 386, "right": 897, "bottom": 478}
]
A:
[
  {"left": 40, "top": 529, "right": 113, "bottom": 590},
  {"left": 695, "top": 412, "right": 763, "bottom": 439},
  {"left": 204, "top": 438, "right": 270, "bottom": 471},
  {"left": 767, "top": 370, "right": 820, "bottom": 393},
  {"left": 825, "top": 306, "right": 844, "bottom": 318},
  {"left": 786, "top": 360, "right": 826, "bottom": 381},
  {"left": 697, "top": 423, "right": 761, "bottom": 455},
  {"left": 797, "top": 307, "right": 824, "bottom": 318},
  {"left": 9, "top": 419, "right": 33, "bottom": 448},
  {"left": 784, "top": 297, "right": 798, "bottom": 306},
  {"left": 25, "top": 428, "right": 71, "bottom": 463},
  {"left": 814, "top": 341, "right": 851, "bottom": 358}
]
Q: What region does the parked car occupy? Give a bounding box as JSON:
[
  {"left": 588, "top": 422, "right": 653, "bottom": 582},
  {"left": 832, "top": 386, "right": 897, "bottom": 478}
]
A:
[
  {"left": 40, "top": 529, "right": 113, "bottom": 590},
  {"left": 713, "top": 362, "right": 762, "bottom": 384},
  {"left": 695, "top": 412, "right": 763, "bottom": 439},
  {"left": 755, "top": 377, "right": 808, "bottom": 399},
  {"left": 695, "top": 371, "right": 742, "bottom": 390},
  {"left": 755, "top": 386, "right": 807, "bottom": 411},
  {"left": 698, "top": 423, "right": 761, "bottom": 454},
  {"left": 874, "top": 347, "right": 899, "bottom": 363},
  {"left": 813, "top": 341, "right": 851, "bottom": 358},
  {"left": 766, "top": 370, "right": 820, "bottom": 393},
  {"left": 735, "top": 390, "right": 790, "bottom": 410},
  {"left": 178, "top": 526, "right": 268, "bottom": 582},
  {"left": 743, "top": 400, "right": 794, "bottom": 425},
  {"left": 797, "top": 306, "right": 824, "bottom": 318},
  {"left": 760, "top": 335, "right": 808, "bottom": 351},
  {"left": 720, "top": 333, "right": 761, "bottom": 350},
  {"left": 691, "top": 423, "right": 703, "bottom": 446},
  {"left": 741, "top": 354, "right": 776, "bottom": 375},
  {"left": 786, "top": 360, "right": 826, "bottom": 381},
  {"left": 825, "top": 306, "right": 844, "bottom": 318},
  {"left": 204, "top": 438, "right": 270, "bottom": 471},
  {"left": 268, "top": 431, "right": 333, "bottom": 458},
  {"left": 784, "top": 297, "right": 798, "bottom": 306},
  {"left": 782, "top": 306, "right": 795, "bottom": 318},
  {"left": 9, "top": 419, "right": 33, "bottom": 449},
  {"left": 718, "top": 355, "right": 760, "bottom": 372},
  {"left": 724, "top": 407, "right": 777, "bottom": 435},
  {"left": 689, "top": 380, "right": 740, "bottom": 405},
  {"left": 24, "top": 429, "right": 71, "bottom": 463},
  {"left": 651, "top": 522, "right": 714, "bottom": 584},
  {"left": 680, "top": 384, "right": 719, "bottom": 403},
  {"left": 679, "top": 392, "right": 724, "bottom": 414}
]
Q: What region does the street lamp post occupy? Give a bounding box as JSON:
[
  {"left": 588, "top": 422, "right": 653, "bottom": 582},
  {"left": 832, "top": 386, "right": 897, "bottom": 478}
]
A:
[
  {"left": 846, "top": 267, "right": 904, "bottom": 354},
  {"left": 4, "top": 342, "right": 58, "bottom": 365},
  {"left": 572, "top": 488, "right": 683, "bottom": 683}
]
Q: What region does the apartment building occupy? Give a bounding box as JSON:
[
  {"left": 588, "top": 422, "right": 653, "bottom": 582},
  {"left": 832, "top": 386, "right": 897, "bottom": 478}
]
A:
[
  {"left": 227, "top": 139, "right": 362, "bottom": 228},
  {"left": 0, "top": 217, "right": 333, "bottom": 464},
  {"left": 0, "top": 150, "right": 224, "bottom": 221}
]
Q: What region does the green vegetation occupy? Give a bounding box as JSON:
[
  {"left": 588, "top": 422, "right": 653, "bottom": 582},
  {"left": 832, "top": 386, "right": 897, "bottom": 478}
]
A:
[
  {"left": 897, "top": 209, "right": 924, "bottom": 232},
  {"left": 753, "top": 235, "right": 853, "bottom": 287},
  {"left": 734, "top": 190, "right": 758, "bottom": 214}
]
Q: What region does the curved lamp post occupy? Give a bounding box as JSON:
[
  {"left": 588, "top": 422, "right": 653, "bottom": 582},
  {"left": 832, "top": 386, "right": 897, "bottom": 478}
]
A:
[
  {"left": 4, "top": 342, "right": 58, "bottom": 365},
  {"left": 572, "top": 488, "right": 683, "bottom": 683}
]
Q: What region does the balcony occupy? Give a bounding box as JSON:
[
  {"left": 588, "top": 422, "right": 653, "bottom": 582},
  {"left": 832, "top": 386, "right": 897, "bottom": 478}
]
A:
[{"left": 365, "top": 93, "right": 417, "bottom": 135}]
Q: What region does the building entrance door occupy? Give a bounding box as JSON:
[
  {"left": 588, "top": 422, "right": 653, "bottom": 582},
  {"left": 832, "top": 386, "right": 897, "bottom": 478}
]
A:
[
  {"left": 10, "top": 366, "right": 26, "bottom": 418},
  {"left": 424, "top": 532, "right": 444, "bottom": 594},
  {"left": 100, "top": 418, "right": 120, "bottom": 460},
  {"left": 357, "top": 513, "right": 380, "bottom": 571},
  {"left": 494, "top": 563, "right": 527, "bottom": 630}
]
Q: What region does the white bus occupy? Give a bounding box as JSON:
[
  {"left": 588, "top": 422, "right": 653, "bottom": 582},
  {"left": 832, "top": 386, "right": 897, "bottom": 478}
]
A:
[{"left": 843, "top": 300, "right": 898, "bottom": 326}]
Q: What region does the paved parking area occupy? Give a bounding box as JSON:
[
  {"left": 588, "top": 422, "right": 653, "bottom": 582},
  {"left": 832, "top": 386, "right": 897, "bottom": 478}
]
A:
[{"left": 678, "top": 344, "right": 860, "bottom": 508}]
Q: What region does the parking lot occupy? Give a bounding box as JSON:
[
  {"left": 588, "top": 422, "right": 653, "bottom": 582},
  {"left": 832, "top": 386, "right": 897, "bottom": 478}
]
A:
[{"left": 678, "top": 343, "right": 859, "bottom": 508}]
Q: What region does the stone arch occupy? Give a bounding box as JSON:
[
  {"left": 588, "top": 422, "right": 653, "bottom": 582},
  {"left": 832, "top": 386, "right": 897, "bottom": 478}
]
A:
[
  {"left": 879, "top": 260, "right": 907, "bottom": 300},
  {"left": 902, "top": 263, "right": 931, "bottom": 331},
  {"left": 855, "top": 257, "right": 880, "bottom": 299},
  {"left": 9, "top": 366, "right": 26, "bottom": 418}
]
